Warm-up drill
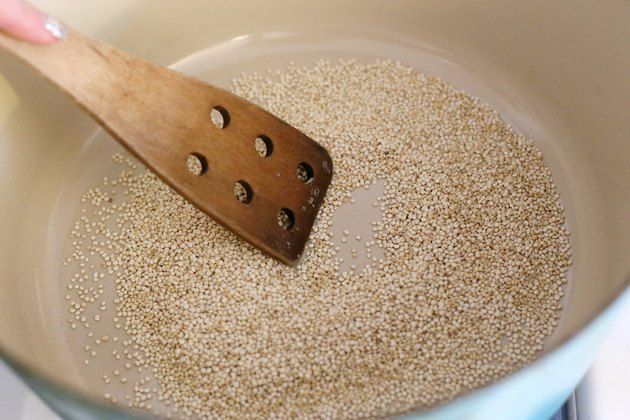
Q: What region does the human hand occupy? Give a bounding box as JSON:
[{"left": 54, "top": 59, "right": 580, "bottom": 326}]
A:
[{"left": 0, "top": 0, "right": 64, "bottom": 43}]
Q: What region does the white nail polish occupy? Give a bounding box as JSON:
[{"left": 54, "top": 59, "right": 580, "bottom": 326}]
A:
[{"left": 44, "top": 16, "right": 67, "bottom": 40}]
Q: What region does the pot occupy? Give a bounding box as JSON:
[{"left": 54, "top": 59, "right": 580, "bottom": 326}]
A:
[{"left": 0, "top": 0, "right": 628, "bottom": 418}]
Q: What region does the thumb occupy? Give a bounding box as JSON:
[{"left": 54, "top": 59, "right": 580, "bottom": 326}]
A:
[{"left": 0, "top": 0, "right": 63, "bottom": 44}]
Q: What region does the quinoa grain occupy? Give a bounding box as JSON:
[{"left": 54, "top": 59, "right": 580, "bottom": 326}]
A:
[{"left": 64, "top": 59, "right": 570, "bottom": 418}]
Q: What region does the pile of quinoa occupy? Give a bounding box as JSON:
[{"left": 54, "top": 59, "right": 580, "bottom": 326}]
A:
[{"left": 64, "top": 60, "right": 570, "bottom": 418}]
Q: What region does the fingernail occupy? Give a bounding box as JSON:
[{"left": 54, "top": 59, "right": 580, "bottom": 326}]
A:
[{"left": 44, "top": 16, "right": 67, "bottom": 40}]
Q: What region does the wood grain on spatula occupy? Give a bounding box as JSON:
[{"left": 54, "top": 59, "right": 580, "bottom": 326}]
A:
[{"left": 0, "top": 27, "right": 333, "bottom": 265}]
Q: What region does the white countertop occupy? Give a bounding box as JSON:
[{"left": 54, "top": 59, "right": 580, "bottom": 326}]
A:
[{"left": 575, "top": 300, "right": 630, "bottom": 420}]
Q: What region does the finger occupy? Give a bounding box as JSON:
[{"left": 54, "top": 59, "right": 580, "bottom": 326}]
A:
[{"left": 0, "top": 1, "right": 61, "bottom": 44}]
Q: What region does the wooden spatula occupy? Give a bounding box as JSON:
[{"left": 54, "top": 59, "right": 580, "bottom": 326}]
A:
[{"left": 0, "top": 26, "right": 333, "bottom": 265}]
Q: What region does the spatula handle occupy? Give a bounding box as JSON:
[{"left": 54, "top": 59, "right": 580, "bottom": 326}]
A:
[
  {"left": 0, "top": 27, "right": 112, "bottom": 111},
  {"left": 0, "top": 27, "right": 170, "bottom": 154}
]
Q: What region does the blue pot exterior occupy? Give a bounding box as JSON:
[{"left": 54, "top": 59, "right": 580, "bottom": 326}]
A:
[{"left": 9, "top": 289, "right": 629, "bottom": 419}]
